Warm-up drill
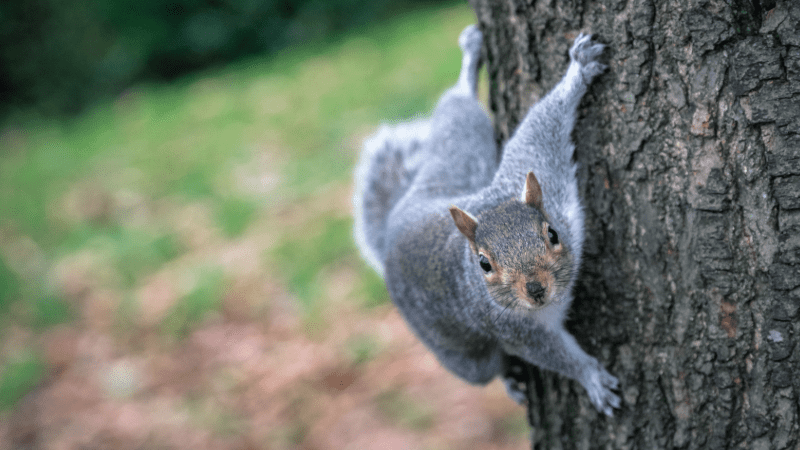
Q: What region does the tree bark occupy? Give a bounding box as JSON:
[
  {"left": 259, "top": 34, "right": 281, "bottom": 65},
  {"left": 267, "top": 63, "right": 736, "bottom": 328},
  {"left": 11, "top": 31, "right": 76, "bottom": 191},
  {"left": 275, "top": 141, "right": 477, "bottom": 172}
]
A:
[{"left": 469, "top": 0, "right": 800, "bottom": 448}]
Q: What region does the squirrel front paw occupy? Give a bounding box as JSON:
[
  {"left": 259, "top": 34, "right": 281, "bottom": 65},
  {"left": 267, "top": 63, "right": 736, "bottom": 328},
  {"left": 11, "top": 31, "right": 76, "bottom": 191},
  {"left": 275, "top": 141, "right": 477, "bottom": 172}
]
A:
[
  {"left": 581, "top": 360, "right": 620, "bottom": 417},
  {"left": 569, "top": 34, "right": 607, "bottom": 84},
  {"left": 458, "top": 24, "right": 483, "bottom": 59}
]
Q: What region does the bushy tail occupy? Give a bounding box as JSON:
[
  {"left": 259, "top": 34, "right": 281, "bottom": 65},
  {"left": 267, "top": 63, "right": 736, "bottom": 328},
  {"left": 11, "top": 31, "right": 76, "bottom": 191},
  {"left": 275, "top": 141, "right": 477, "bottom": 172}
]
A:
[{"left": 353, "top": 119, "right": 430, "bottom": 276}]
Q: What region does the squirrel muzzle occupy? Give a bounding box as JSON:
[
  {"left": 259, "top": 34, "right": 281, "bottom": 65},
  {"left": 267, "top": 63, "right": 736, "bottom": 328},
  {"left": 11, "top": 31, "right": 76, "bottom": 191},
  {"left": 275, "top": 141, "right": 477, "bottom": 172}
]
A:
[{"left": 526, "top": 281, "right": 546, "bottom": 301}]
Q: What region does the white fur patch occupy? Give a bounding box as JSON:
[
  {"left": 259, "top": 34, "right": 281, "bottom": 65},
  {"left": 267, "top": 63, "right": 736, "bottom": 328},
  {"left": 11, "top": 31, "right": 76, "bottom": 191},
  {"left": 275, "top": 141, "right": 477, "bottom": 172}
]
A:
[{"left": 532, "top": 299, "right": 570, "bottom": 330}]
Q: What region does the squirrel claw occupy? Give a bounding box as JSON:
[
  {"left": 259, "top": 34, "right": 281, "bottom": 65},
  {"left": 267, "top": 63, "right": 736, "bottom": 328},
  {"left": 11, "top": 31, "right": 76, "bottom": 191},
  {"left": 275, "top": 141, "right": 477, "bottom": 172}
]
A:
[
  {"left": 583, "top": 364, "right": 621, "bottom": 417},
  {"left": 569, "top": 33, "right": 605, "bottom": 64},
  {"left": 569, "top": 33, "right": 607, "bottom": 84},
  {"left": 592, "top": 388, "right": 621, "bottom": 418}
]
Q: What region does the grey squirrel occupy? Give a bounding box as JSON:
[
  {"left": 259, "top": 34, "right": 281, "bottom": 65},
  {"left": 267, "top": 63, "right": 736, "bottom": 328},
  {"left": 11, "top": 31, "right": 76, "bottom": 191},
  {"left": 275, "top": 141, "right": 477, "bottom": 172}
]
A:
[{"left": 353, "top": 25, "right": 620, "bottom": 416}]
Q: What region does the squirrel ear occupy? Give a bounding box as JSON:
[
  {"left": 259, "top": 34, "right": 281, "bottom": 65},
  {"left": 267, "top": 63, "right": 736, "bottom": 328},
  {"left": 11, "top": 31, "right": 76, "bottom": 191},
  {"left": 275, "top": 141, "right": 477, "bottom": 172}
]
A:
[
  {"left": 522, "top": 171, "right": 543, "bottom": 209},
  {"left": 449, "top": 206, "right": 478, "bottom": 242}
]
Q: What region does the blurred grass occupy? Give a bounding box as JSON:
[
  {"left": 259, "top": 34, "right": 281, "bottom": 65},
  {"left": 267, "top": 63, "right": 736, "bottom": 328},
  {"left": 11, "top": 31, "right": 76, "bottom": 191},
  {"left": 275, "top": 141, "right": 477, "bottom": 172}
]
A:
[
  {"left": 270, "top": 216, "right": 354, "bottom": 310},
  {"left": 0, "top": 0, "right": 475, "bottom": 240},
  {"left": 375, "top": 388, "right": 436, "bottom": 431},
  {"left": 59, "top": 226, "right": 182, "bottom": 288},
  {"left": 161, "top": 267, "right": 225, "bottom": 338},
  {"left": 345, "top": 333, "right": 382, "bottom": 365},
  {"left": 0, "top": 351, "right": 45, "bottom": 411},
  {"left": 0, "top": 257, "right": 19, "bottom": 314},
  {"left": 0, "top": 2, "right": 480, "bottom": 409}
]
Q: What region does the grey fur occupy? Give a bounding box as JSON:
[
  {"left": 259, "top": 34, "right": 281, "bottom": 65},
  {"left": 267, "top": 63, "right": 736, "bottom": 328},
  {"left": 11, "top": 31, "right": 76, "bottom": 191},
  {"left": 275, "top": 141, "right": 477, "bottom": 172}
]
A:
[
  {"left": 353, "top": 26, "right": 619, "bottom": 416},
  {"left": 353, "top": 119, "right": 430, "bottom": 276}
]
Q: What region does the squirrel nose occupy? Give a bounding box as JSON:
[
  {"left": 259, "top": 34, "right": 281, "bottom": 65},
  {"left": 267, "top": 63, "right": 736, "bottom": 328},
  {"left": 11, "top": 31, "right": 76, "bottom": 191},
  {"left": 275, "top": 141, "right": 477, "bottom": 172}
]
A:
[{"left": 526, "top": 281, "right": 546, "bottom": 300}]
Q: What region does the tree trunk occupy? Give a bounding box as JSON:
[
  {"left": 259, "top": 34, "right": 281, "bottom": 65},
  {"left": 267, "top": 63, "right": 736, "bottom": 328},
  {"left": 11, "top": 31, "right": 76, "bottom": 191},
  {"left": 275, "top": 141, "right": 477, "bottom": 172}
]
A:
[{"left": 469, "top": 0, "right": 800, "bottom": 448}]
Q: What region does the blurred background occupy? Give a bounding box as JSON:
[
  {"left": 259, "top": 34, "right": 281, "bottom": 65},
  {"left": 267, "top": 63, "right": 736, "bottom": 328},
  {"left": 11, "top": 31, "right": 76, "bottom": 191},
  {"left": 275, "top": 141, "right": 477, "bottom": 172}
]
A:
[{"left": 0, "top": 1, "right": 529, "bottom": 448}]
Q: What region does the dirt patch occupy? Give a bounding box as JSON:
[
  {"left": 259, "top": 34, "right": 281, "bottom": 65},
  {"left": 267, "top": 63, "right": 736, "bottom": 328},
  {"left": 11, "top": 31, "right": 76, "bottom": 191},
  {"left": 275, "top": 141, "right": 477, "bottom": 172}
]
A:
[{"left": 4, "top": 301, "right": 530, "bottom": 450}]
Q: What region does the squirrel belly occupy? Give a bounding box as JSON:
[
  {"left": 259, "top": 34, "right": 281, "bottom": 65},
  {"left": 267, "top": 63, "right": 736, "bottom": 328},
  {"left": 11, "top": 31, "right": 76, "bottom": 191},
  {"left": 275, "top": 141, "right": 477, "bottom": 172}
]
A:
[{"left": 353, "top": 26, "right": 620, "bottom": 416}]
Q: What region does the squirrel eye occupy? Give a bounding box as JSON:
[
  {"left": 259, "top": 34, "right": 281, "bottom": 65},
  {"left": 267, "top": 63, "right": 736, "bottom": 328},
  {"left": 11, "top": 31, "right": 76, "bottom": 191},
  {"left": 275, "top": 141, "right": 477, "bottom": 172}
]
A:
[
  {"left": 547, "top": 226, "right": 559, "bottom": 246},
  {"left": 478, "top": 253, "right": 492, "bottom": 273}
]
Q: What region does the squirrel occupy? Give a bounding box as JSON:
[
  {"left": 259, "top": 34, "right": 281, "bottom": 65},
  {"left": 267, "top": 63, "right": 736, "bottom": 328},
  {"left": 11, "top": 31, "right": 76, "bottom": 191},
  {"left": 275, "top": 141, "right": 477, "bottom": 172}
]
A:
[{"left": 352, "top": 25, "right": 620, "bottom": 416}]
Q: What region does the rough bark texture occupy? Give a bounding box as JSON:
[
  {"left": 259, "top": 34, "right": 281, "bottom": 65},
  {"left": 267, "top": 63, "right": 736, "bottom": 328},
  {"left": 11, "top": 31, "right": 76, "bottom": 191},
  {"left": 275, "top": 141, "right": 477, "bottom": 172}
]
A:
[{"left": 469, "top": 0, "right": 800, "bottom": 448}]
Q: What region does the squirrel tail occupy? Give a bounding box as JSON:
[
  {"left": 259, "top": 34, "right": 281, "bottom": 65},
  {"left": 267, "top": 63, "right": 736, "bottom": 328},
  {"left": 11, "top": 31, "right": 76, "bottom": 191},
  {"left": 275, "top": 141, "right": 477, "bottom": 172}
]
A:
[{"left": 352, "top": 119, "right": 430, "bottom": 276}]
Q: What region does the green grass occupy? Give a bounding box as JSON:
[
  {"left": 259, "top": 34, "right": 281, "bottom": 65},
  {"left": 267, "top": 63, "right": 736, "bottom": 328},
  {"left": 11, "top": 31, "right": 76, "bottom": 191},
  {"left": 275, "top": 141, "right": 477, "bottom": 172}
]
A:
[
  {"left": 270, "top": 216, "right": 355, "bottom": 311},
  {"left": 495, "top": 412, "right": 531, "bottom": 438},
  {"left": 358, "top": 266, "right": 391, "bottom": 308},
  {"left": 0, "top": 1, "right": 477, "bottom": 409},
  {"left": 59, "top": 225, "right": 182, "bottom": 287},
  {"left": 0, "top": 0, "right": 475, "bottom": 259},
  {"left": 161, "top": 267, "right": 225, "bottom": 338},
  {"left": 184, "top": 393, "right": 247, "bottom": 436},
  {"left": 32, "top": 294, "right": 73, "bottom": 328},
  {"left": 344, "top": 333, "right": 382, "bottom": 366},
  {"left": 0, "top": 256, "right": 20, "bottom": 313},
  {"left": 215, "top": 197, "right": 257, "bottom": 238},
  {"left": 376, "top": 388, "right": 436, "bottom": 431},
  {"left": 0, "top": 351, "right": 45, "bottom": 410}
]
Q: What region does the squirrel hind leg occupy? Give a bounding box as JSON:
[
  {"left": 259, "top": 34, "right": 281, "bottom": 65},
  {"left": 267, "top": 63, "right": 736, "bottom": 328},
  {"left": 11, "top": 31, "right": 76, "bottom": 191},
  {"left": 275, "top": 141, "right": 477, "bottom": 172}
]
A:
[{"left": 454, "top": 24, "right": 483, "bottom": 97}]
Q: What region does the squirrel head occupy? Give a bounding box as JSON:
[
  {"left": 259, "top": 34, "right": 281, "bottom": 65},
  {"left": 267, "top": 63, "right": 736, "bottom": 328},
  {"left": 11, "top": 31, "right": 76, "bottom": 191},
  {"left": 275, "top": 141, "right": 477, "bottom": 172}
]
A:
[{"left": 449, "top": 172, "right": 574, "bottom": 310}]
